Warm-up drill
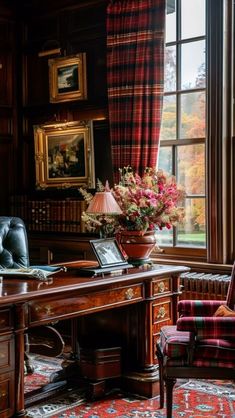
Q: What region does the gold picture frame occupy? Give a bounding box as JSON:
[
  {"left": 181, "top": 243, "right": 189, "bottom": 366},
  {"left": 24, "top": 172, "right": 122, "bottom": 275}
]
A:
[
  {"left": 34, "top": 121, "right": 95, "bottom": 189},
  {"left": 48, "top": 54, "right": 87, "bottom": 103}
]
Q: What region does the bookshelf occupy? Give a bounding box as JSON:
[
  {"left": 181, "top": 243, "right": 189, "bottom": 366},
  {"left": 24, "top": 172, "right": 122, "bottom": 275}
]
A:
[
  {"left": 10, "top": 195, "right": 87, "bottom": 233},
  {"left": 9, "top": 194, "right": 98, "bottom": 264}
]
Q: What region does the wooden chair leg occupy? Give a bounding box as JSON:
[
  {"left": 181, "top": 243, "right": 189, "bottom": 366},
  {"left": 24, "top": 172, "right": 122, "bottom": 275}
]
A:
[
  {"left": 165, "top": 377, "right": 176, "bottom": 418},
  {"left": 24, "top": 333, "right": 34, "bottom": 374},
  {"left": 156, "top": 344, "right": 164, "bottom": 408}
]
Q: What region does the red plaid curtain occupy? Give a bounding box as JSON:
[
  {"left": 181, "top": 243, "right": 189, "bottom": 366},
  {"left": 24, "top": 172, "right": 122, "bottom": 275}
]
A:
[{"left": 107, "top": 0, "right": 165, "bottom": 182}]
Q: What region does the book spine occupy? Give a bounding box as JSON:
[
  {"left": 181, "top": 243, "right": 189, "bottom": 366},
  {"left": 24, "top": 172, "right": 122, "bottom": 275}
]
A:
[
  {"left": 76, "top": 200, "right": 81, "bottom": 233},
  {"left": 8, "top": 195, "right": 91, "bottom": 235},
  {"left": 61, "top": 200, "right": 66, "bottom": 232}
]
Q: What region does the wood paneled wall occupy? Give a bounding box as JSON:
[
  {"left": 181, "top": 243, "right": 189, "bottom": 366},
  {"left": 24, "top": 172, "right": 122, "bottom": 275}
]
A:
[
  {"left": 0, "top": 3, "right": 17, "bottom": 213},
  {"left": 0, "top": 0, "right": 112, "bottom": 214}
]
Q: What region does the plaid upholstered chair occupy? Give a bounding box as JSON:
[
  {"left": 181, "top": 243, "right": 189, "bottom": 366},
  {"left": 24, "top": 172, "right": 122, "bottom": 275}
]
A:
[{"left": 156, "top": 262, "right": 235, "bottom": 418}]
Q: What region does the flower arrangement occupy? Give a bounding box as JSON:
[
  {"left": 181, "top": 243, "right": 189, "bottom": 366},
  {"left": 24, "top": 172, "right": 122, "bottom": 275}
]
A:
[{"left": 80, "top": 167, "right": 185, "bottom": 236}]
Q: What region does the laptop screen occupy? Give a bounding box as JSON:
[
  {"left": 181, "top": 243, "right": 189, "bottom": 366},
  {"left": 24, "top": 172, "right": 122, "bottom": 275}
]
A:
[{"left": 90, "top": 238, "right": 128, "bottom": 268}]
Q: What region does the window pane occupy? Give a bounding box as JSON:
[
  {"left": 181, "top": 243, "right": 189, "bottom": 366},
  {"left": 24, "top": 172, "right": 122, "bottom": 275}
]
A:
[
  {"left": 177, "top": 198, "right": 206, "bottom": 247},
  {"left": 180, "top": 91, "right": 205, "bottom": 138},
  {"left": 158, "top": 146, "right": 172, "bottom": 174},
  {"left": 157, "top": 228, "right": 173, "bottom": 247},
  {"left": 166, "top": 0, "right": 176, "bottom": 43},
  {"left": 181, "top": 41, "right": 206, "bottom": 90},
  {"left": 177, "top": 144, "right": 205, "bottom": 195},
  {"left": 160, "top": 95, "right": 176, "bottom": 140},
  {"left": 181, "top": 0, "right": 205, "bottom": 40},
  {"left": 165, "top": 46, "right": 176, "bottom": 92}
]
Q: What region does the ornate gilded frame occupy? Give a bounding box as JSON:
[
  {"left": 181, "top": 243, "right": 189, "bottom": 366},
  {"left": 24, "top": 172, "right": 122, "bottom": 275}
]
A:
[
  {"left": 34, "top": 121, "right": 95, "bottom": 189},
  {"left": 48, "top": 54, "right": 87, "bottom": 103}
]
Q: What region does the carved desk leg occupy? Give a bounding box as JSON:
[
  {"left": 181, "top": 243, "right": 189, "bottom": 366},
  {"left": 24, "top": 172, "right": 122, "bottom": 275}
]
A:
[
  {"left": 15, "top": 303, "right": 27, "bottom": 417},
  {"left": 122, "top": 299, "right": 159, "bottom": 398}
]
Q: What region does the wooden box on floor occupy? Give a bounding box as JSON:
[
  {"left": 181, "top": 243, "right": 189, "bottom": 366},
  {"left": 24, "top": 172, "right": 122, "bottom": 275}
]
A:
[{"left": 80, "top": 347, "right": 122, "bottom": 380}]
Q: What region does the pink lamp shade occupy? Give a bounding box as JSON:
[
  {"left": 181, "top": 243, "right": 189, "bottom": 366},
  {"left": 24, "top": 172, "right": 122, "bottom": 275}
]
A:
[{"left": 86, "top": 191, "right": 122, "bottom": 215}]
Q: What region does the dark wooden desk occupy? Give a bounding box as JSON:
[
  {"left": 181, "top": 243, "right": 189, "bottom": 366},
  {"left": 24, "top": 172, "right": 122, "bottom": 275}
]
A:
[{"left": 0, "top": 263, "right": 189, "bottom": 417}]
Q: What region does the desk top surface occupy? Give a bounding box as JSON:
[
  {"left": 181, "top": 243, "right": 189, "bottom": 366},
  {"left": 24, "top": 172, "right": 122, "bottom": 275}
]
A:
[{"left": 0, "top": 262, "right": 189, "bottom": 305}]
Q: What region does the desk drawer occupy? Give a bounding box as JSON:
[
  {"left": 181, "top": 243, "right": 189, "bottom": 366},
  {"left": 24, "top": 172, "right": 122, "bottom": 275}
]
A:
[
  {"left": 152, "top": 298, "right": 172, "bottom": 335},
  {"left": 0, "top": 309, "right": 12, "bottom": 332},
  {"left": 153, "top": 278, "right": 170, "bottom": 295},
  {"left": 28, "top": 284, "right": 144, "bottom": 324},
  {"left": 0, "top": 335, "right": 14, "bottom": 372},
  {"left": 0, "top": 372, "right": 15, "bottom": 417}
]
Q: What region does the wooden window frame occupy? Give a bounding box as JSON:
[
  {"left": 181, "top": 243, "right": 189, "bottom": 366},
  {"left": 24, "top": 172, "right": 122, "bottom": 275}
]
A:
[{"left": 154, "top": 0, "right": 234, "bottom": 266}]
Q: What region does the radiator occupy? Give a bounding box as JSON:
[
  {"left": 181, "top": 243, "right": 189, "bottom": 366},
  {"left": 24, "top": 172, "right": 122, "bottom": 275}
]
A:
[{"left": 180, "top": 271, "right": 231, "bottom": 300}]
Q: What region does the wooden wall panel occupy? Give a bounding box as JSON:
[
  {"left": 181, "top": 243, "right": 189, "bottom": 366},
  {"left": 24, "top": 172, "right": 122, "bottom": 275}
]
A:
[
  {"left": 23, "top": 54, "right": 49, "bottom": 106},
  {"left": 0, "top": 18, "right": 14, "bottom": 44},
  {"left": 0, "top": 144, "right": 14, "bottom": 215},
  {"left": 17, "top": 0, "right": 110, "bottom": 194},
  {"left": 0, "top": 116, "right": 13, "bottom": 136},
  {"left": 0, "top": 8, "right": 16, "bottom": 214},
  {"left": 0, "top": 52, "right": 13, "bottom": 106},
  {"left": 24, "top": 15, "right": 58, "bottom": 45}
]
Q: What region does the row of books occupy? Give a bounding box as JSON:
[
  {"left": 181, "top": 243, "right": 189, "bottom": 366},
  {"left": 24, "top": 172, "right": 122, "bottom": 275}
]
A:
[
  {"left": 10, "top": 195, "right": 88, "bottom": 233},
  {"left": 180, "top": 271, "right": 231, "bottom": 300}
]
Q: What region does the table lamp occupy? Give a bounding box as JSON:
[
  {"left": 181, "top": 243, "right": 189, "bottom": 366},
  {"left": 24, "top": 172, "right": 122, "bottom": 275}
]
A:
[{"left": 86, "top": 181, "right": 122, "bottom": 237}]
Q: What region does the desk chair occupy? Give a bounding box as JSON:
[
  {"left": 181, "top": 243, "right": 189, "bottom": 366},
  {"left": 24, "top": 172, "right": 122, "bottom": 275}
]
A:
[
  {"left": 0, "top": 216, "right": 64, "bottom": 372},
  {"left": 0, "top": 216, "right": 30, "bottom": 268},
  {"left": 156, "top": 262, "right": 235, "bottom": 418}
]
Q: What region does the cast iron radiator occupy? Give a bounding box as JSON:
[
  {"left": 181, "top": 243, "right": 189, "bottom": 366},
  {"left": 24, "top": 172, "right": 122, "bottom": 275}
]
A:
[{"left": 180, "top": 271, "right": 231, "bottom": 300}]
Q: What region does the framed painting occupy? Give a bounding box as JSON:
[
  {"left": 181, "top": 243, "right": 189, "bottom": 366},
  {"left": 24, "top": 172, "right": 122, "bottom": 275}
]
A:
[
  {"left": 48, "top": 54, "right": 87, "bottom": 103},
  {"left": 34, "top": 120, "right": 95, "bottom": 189}
]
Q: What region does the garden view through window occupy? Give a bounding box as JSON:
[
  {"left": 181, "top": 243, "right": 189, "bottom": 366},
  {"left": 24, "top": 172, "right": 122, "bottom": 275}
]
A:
[{"left": 158, "top": 0, "right": 206, "bottom": 249}]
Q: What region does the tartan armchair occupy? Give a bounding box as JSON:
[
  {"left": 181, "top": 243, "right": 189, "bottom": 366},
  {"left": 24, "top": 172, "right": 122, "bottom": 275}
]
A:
[{"left": 156, "top": 262, "right": 235, "bottom": 418}]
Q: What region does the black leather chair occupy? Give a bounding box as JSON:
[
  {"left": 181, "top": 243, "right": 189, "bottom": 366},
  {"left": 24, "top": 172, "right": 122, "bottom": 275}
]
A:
[
  {"left": 0, "top": 216, "right": 64, "bottom": 373},
  {"left": 0, "top": 216, "right": 30, "bottom": 269}
]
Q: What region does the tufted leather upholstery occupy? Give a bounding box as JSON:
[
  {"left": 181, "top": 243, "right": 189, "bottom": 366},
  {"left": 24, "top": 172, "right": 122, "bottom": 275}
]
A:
[{"left": 0, "top": 216, "right": 29, "bottom": 269}]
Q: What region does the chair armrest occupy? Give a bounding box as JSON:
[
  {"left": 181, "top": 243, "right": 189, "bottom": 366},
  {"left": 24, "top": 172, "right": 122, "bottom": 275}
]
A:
[
  {"left": 176, "top": 316, "right": 235, "bottom": 339},
  {"left": 178, "top": 300, "right": 225, "bottom": 317}
]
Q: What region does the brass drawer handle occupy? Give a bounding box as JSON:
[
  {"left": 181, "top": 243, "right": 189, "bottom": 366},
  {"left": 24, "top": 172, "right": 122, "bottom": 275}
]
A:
[
  {"left": 35, "top": 304, "right": 52, "bottom": 315},
  {"left": 125, "top": 288, "right": 134, "bottom": 300},
  {"left": 44, "top": 305, "right": 53, "bottom": 315},
  {"left": 0, "top": 391, "right": 7, "bottom": 398},
  {"left": 158, "top": 281, "right": 166, "bottom": 293},
  {"left": 157, "top": 307, "right": 166, "bottom": 319}
]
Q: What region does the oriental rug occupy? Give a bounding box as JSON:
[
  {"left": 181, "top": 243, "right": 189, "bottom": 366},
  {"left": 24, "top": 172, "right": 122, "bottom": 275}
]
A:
[{"left": 25, "top": 357, "right": 235, "bottom": 418}]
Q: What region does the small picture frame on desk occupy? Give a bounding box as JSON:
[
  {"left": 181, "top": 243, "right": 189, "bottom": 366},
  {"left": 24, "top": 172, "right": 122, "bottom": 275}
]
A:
[
  {"left": 78, "top": 239, "right": 133, "bottom": 276},
  {"left": 48, "top": 54, "right": 87, "bottom": 103},
  {"left": 34, "top": 120, "right": 95, "bottom": 189},
  {"left": 90, "top": 238, "right": 128, "bottom": 268}
]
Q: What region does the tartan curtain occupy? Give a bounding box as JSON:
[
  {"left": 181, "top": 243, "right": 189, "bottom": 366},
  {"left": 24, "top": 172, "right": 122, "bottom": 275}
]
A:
[{"left": 107, "top": 0, "right": 165, "bottom": 182}]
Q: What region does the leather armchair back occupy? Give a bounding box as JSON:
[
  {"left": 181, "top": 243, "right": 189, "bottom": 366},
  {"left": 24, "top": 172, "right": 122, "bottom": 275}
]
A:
[{"left": 0, "top": 217, "right": 29, "bottom": 268}]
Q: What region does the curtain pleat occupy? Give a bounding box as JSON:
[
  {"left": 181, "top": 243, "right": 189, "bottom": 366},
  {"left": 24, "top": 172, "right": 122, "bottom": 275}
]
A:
[{"left": 107, "top": 0, "right": 165, "bottom": 182}]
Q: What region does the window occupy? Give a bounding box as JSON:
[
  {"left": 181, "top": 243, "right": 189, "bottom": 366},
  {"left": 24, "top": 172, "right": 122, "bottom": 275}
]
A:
[{"left": 158, "top": 0, "right": 206, "bottom": 251}]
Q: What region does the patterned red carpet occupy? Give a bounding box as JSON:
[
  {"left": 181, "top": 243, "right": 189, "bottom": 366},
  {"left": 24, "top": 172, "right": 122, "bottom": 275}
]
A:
[{"left": 25, "top": 357, "right": 235, "bottom": 418}]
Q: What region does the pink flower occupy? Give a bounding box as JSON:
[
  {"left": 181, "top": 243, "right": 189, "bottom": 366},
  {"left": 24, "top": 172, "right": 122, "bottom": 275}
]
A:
[
  {"left": 111, "top": 167, "right": 185, "bottom": 233},
  {"left": 80, "top": 166, "right": 185, "bottom": 235}
]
